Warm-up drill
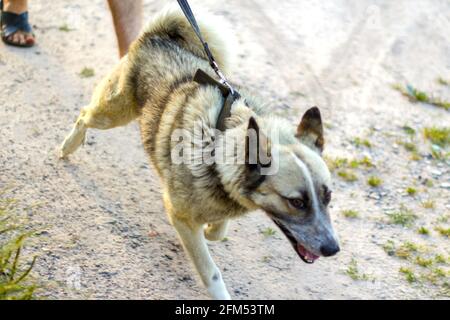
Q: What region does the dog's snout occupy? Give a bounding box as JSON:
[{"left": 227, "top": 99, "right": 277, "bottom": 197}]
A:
[{"left": 320, "top": 243, "right": 340, "bottom": 257}]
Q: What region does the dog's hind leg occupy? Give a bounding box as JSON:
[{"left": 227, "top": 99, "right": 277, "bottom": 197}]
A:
[
  {"left": 168, "top": 211, "right": 231, "bottom": 300},
  {"left": 60, "top": 58, "right": 138, "bottom": 158},
  {"left": 59, "top": 108, "right": 89, "bottom": 158},
  {"left": 204, "top": 220, "right": 229, "bottom": 241}
]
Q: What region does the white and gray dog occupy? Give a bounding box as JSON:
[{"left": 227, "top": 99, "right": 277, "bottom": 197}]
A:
[{"left": 60, "top": 5, "right": 340, "bottom": 299}]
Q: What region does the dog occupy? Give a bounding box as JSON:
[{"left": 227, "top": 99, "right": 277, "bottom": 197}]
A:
[{"left": 59, "top": 5, "right": 340, "bottom": 300}]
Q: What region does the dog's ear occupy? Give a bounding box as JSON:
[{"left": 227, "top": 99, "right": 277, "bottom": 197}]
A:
[
  {"left": 296, "top": 107, "right": 324, "bottom": 153},
  {"left": 245, "top": 117, "right": 271, "bottom": 172}
]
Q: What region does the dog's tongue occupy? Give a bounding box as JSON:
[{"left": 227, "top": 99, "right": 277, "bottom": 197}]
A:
[{"left": 297, "top": 244, "right": 320, "bottom": 262}]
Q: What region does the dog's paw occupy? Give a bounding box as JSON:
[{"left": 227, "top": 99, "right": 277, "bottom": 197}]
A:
[
  {"left": 59, "top": 121, "right": 87, "bottom": 158},
  {"left": 207, "top": 282, "right": 231, "bottom": 300}
]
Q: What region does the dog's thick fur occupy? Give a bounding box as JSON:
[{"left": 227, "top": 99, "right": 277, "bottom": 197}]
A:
[{"left": 60, "top": 6, "right": 339, "bottom": 299}]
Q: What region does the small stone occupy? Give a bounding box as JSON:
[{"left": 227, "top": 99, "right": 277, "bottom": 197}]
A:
[
  {"left": 179, "top": 275, "right": 192, "bottom": 282},
  {"left": 430, "top": 169, "right": 442, "bottom": 177},
  {"left": 368, "top": 192, "right": 381, "bottom": 200},
  {"left": 440, "top": 182, "right": 450, "bottom": 190}
]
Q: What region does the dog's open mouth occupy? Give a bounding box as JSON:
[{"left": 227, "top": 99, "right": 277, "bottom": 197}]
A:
[{"left": 271, "top": 219, "right": 319, "bottom": 264}]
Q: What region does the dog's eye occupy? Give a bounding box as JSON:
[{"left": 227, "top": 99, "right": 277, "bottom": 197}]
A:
[
  {"left": 289, "top": 198, "right": 306, "bottom": 210},
  {"left": 324, "top": 189, "right": 332, "bottom": 205}
]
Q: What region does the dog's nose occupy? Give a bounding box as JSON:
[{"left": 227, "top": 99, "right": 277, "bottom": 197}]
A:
[{"left": 320, "top": 243, "right": 340, "bottom": 257}]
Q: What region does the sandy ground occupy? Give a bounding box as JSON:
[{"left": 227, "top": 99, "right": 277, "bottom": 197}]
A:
[{"left": 0, "top": 0, "right": 449, "bottom": 299}]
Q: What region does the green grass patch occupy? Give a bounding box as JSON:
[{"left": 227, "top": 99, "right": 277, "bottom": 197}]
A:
[
  {"left": 325, "top": 156, "right": 373, "bottom": 172},
  {"left": 0, "top": 193, "right": 37, "bottom": 300},
  {"left": 406, "top": 187, "right": 417, "bottom": 196},
  {"left": 430, "top": 146, "right": 449, "bottom": 160},
  {"left": 399, "top": 141, "right": 418, "bottom": 153},
  {"left": 402, "top": 125, "right": 416, "bottom": 135},
  {"left": 415, "top": 256, "right": 433, "bottom": 268},
  {"left": 58, "top": 24, "right": 73, "bottom": 32},
  {"left": 422, "top": 268, "right": 448, "bottom": 285},
  {"left": 338, "top": 170, "right": 358, "bottom": 182},
  {"left": 422, "top": 200, "right": 435, "bottom": 209},
  {"left": 435, "top": 226, "right": 450, "bottom": 238},
  {"left": 261, "top": 227, "right": 277, "bottom": 237},
  {"left": 386, "top": 206, "right": 417, "bottom": 227},
  {"left": 424, "top": 127, "right": 450, "bottom": 148},
  {"left": 352, "top": 137, "right": 372, "bottom": 148},
  {"left": 395, "top": 241, "right": 419, "bottom": 259},
  {"left": 358, "top": 156, "right": 374, "bottom": 168},
  {"left": 436, "top": 215, "right": 449, "bottom": 223},
  {"left": 434, "top": 255, "right": 447, "bottom": 264},
  {"left": 409, "top": 152, "right": 422, "bottom": 161},
  {"left": 417, "top": 226, "right": 430, "bottom": 235},
  {"left": 382, "top": 240, "right": 396, "bottom": 256},
  {"left": 349, "top": 160, "right": 360, "bottom": 168},
  {"left": 393, "top": 84, "right": 450, "bottom": 110},
  {"left": 324, "top": 157, "right": 349, "bottom": 171},
  {"left": 79, "top": 67, "right": 95, "bottom": 78},
  {"left": 367, "top": 176, "right": 382, "bottom": 187},
  {"left": 399, "top": 267, "right": 417, "bottom": 283},
  {"left": 345, "top": 258, "right": 369, "bottom": 281},
  {"left": 342, "top": 210, "right": 359, "bottom": 219},
  {"left": 397, "top": 138, "right": 421, "bottom": 160},
  {"left": 437, "top": 77, "right": 449, "bottom": 86}
]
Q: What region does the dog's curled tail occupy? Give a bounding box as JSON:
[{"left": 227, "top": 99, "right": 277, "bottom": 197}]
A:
[{"left": 139, "top": 4, "right": 234, "bottom": 73}]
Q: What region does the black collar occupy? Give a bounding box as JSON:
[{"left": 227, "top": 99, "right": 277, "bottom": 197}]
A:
[{"left": 193, "top": 69, "right": 241, "bottom": 132}]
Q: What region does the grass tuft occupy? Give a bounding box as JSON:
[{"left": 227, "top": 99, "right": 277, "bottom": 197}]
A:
[
  {"left": 58, "top": 24, "right": 73, "bottom": 32},
  {"left": 337, "top": 170, "right": 358, "bottom": 182},
  {"left": 352, "top": 137, "right": 372, "bottom": 148},
  {"left": 421, "top": 200, "right": 435, "bottom": 209},
  {"left": 434, "top": 255, "right": 447, "bottom": 264},
  {"left": 367, "top": 176, "right": 382, "bottom": 187},
  {"left": 417, "top": 226, "right": 430, "bottom": 235},
  {"left": 0, "top": 193, "right": 37, "bottom": 300},
  {"left": 79, "top": 67, "right": 95, "bottom": 78},
  {"left": 415, "top": 256, "right": 433, "bottom": 268},
  {"left": 345, "top": 258, "right": 369, "bottom": 281},
  {"left": 395, "top": 242, "right": 419, "bottom": 259},
  {"left": 393, "top": 84, "right": 450, "bottom": 110},
  {"left": 382, "top": 240, "right": 396, "bottom": 256},
  {"left": 261, "top": 227, "right": 277, "bottom": 237},
  {"left": 434, "top": 226, "right": 450, "bottom": 238},
  {"left": 386, "top": 206, "right": 417, "bottom": 227},
  {"left": 399, "top": 267, "right": 417, "bottom": 283},
  {"left": 437, "top": 77, "right": 449, "bottom": 86},
  {"left": 402, "top": 125, "right": 416, "bottom": 135},
  {"left": 423, "top": 127, "right": 450, "bottom": 148},
  {"left": 342, "top": 210, "right": 359, "bottom": 219},
  {"left": 406, "top": 187, "right": 417, "bottom": 196},
  {"left": 399, "top": 141, "right": 418, "bottom": 153},
  {"left": 325, "top": 156, "right": 373, "bottom": 173}
]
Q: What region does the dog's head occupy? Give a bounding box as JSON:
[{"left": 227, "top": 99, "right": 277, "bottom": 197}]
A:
[{"left": 243, "top": 107, "right": 339, "bottom": 263}]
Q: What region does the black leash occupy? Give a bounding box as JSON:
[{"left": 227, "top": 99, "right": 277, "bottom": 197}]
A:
[{"left": 176, "top": 0, "right": 238, "bottom": 98}]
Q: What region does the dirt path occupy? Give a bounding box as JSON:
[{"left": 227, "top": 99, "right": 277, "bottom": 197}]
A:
[{"left": 0, "top": 0, "right": 449, "bottom": 299}]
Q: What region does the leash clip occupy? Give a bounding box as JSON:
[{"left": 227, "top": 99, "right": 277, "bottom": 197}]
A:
[{"left": 210, "top": 58, "right": 235, "bottom": 96}]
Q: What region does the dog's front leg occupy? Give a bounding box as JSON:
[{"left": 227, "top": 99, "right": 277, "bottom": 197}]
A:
[
  {"left": 172, "top": 217, "right": 231, "bottom": 300},
  {"left": 204, "top": 220, "right": 229, "bottom": 241}
]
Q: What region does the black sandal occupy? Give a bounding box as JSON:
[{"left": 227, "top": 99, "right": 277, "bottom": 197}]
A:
[{"left": 1, "top": 0, "right": 35, "bottom": 47}]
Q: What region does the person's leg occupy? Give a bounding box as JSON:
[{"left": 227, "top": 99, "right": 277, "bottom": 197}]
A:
[
  {"left": 1, "top": 0, "right": 35, "bottom": 46},
  {"left": 107, "top": 0, "right": 142, "bottom": 58}
]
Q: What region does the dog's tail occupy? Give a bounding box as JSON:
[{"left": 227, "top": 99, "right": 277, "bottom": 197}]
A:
[{"left": 139, "top": 4, "right": 234, "bottom": 73}]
